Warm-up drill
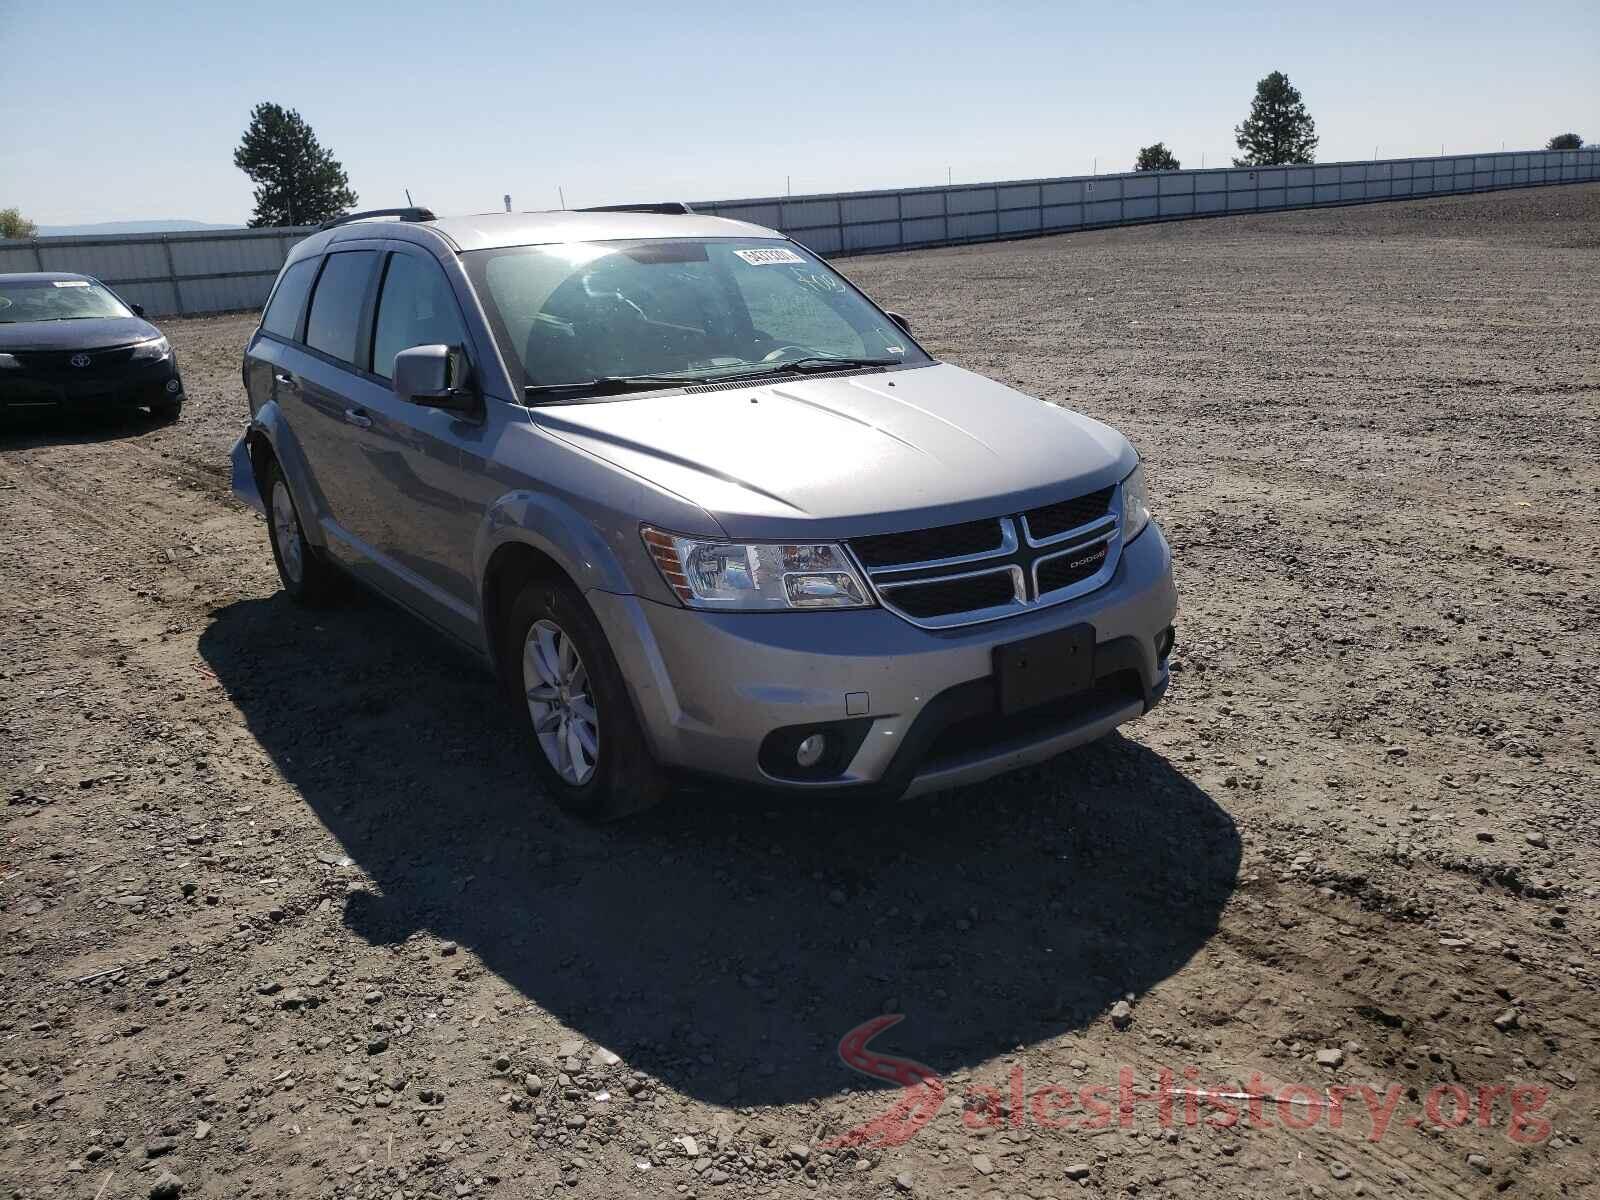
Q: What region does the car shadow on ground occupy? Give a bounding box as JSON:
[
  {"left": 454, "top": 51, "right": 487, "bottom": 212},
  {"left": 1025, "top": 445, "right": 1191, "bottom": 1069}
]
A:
[
  {"left": 199, "top": 593, "right": 1239, "bottom": 1108},
  {"left": 0, "top": 405, "right": 178, "bottom": 448}
]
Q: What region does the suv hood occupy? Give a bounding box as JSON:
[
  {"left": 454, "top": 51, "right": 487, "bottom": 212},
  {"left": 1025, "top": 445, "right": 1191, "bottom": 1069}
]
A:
[
  {"left": 0, "top": 316, "right": 159, "bottom": 352},
  {"left": 532, "top": 362, "right": 1136, "bottom": 539}
]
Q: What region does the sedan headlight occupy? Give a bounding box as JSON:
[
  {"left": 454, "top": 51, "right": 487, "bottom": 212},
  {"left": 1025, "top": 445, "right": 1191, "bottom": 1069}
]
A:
[
  {"left": 1120, "top": 463, "right": 1151, "bottom": 542},
  {"left": 641, "top": 527, "right": 872, "bottom": 610},
  {"left": 129, "top": 335, "right": 171, "bottom": 361},
  {"left": 0, "top": 353, "right": 20, "bottom": 370}
]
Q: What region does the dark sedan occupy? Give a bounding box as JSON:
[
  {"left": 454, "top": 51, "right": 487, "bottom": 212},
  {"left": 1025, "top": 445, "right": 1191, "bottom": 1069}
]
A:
[{"left": 0, "top": 272, "right": 184, "bottom": 419}]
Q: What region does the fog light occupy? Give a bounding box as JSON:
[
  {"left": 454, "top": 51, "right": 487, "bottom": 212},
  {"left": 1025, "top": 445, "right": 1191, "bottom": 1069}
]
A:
[
  {"left": 165, "top": 379, "right": 181, "bottom": 394},
  {"left": 795, "top": 734, "right": 827, "bottom": 768}
]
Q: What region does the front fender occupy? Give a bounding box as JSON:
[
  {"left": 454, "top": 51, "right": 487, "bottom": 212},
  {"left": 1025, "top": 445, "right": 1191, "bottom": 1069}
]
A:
[{"left": 476, "top": 490, "right": 639, "bottom": 601}]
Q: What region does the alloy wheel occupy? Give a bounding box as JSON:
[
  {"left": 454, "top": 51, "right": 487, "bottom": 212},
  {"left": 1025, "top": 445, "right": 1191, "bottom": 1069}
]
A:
[
  {"left": 522, "top": 618, "right": 601, "bottom": 785},
  {"left": 271, "top": 479, "right": 304, "bottom": 586}
]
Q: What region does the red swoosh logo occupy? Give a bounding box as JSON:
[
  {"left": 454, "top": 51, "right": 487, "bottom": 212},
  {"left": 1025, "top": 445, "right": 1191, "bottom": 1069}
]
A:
[{"left": 821, "top": 1015, "right": 946, "bottom": 1149}]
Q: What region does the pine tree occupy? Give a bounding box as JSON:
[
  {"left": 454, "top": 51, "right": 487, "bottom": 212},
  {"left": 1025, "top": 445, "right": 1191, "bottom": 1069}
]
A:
[
  {"left": 1134, "top": 143, "right": 1181, "bottom": 172},
  {"left": 233, "top": 103, "right": 358, "bottom": 228},
  {"left": 1233, "top": 72, "right": 1318, "bottom": 167}
]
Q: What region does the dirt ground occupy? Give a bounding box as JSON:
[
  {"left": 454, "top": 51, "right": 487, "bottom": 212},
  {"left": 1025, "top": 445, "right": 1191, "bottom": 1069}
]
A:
[{"left": 2, "top": 184, "right": 1597, "bottom": 1200}]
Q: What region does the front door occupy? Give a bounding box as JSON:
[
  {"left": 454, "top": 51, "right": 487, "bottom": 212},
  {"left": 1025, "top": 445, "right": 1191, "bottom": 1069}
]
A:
[{"left": 328, "top": 246, "right": 483, "bottom": 642}]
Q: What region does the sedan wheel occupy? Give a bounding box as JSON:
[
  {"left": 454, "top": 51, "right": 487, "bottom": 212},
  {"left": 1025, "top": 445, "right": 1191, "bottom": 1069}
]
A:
[{"left": 523, "top": 618, "right": 601, "bottom": 785}]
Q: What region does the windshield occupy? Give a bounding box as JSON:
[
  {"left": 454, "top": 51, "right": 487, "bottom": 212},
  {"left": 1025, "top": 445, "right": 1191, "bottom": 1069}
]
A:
[
  {"left": 0, "top": 278, "right": 131, "bottom": 324},
  {"left": 462, "top": 238, "right": 927, "bottom": 393}
]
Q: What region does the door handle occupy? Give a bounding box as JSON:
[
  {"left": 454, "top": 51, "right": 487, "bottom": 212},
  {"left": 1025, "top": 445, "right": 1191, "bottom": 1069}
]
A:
[
  {"left": 343, "top": 408, "right": 373, "bottom": 429},
  {"left": 273, "top": 372, "right": 295, "bottom": 386}
]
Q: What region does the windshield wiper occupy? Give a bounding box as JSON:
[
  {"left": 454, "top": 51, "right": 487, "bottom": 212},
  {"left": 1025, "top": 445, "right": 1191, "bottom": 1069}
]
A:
[
  {"left": 523, "top": 373, "right": 705, "bottom": 402},
  {"left": 711, "top": 356, "right": 901, "bottom": 382}
]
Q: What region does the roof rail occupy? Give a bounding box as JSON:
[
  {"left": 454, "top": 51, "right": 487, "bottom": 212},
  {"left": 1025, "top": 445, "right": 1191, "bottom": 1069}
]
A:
[
  {"left": 318, "top": 206, "right": 437, "bottom": 231},
  {"left": 578, "top": 202, "right": 696, "bottom": 216}
]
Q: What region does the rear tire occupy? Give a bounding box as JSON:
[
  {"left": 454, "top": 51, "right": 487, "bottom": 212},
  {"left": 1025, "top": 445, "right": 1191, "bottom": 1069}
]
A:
[
  {"left": 503, "top": 576, "right": 665, "bottom": 821},
  {"left": 265, "top": 459, "right": 340, "bottom": 606}
]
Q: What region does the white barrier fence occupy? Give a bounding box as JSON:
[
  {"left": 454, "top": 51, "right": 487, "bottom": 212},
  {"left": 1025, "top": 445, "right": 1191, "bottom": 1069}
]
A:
[
  {"left": 4, "top": 147, "right": 1595, "bottom": 317},
  {"left": 0, "top": 226, "right": 316, "bottom": 319},
  {"left": 695, "top": 148, "right": 1600, "bottom": 256}
]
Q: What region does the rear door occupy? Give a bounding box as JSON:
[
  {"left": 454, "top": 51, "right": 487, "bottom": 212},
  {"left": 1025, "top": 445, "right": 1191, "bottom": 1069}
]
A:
[
  {"left": 246, "top": 256, "right": 317, "bottom": 415},
  {"left": 245, "top": 257, "right": 328, "bottom": 513},
  {"left": 291, "top": 247, "right": 383, "bottom": 541}
]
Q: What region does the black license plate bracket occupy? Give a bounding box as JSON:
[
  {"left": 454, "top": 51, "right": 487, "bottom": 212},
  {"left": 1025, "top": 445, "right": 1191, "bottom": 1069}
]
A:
[{"left": 993, "top": 623, "right": 1095, "bottom": 715}]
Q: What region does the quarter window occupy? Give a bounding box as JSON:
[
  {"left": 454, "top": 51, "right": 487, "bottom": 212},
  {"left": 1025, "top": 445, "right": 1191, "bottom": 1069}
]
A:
[
  {"left": 371, "top": 253, "right": 469, "bottom": 379},
  {"left": 260, "top": 258, "right": 317, "bottom": 340},
  {"left": 304, "top": 251, "right": 378, "bottom": 365}
]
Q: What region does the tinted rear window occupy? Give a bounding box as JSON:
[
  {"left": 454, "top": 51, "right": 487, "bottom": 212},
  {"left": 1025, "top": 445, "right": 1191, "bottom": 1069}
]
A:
[
  {"left": 260, "top": 258, "right": 317, "bottom": 340},
  {"left": 304, "top": 251, "right": 378, "bottom": 364}
]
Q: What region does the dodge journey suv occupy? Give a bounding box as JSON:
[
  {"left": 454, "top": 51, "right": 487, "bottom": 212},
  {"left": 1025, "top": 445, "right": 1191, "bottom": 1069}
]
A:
[{"left": 232, "top": 204, "right": 1177, "bottom": 819}]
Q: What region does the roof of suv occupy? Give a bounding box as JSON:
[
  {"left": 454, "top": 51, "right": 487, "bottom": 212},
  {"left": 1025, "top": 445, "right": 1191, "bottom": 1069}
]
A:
[{"left": 318, "top": 209, "right": 782, "bottom": 255}]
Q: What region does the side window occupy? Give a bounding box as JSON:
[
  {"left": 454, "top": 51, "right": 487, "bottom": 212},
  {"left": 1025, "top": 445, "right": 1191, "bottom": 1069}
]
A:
[
  {"left": 304, "top": 250, "right": 378, "bottom": 365},
  {"left": 260, "top": 258, "right": 317, "bottom": 340},
  {"left": 371, "top": 253, "right": 469, "bottom": 380}
]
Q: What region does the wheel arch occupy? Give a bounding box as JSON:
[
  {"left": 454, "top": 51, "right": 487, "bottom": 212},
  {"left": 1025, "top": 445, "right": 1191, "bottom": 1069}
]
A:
[
  {"left": 481, "top": 539, "right": 577, "bottom": 689},
  {"left": 239, "top": 402, "right": 329, "bottom": 550}
]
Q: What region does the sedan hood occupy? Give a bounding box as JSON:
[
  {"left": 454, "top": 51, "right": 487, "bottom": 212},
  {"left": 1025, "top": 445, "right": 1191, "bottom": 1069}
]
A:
[
  {"left": 0, "top": 316, "right": 159, "bottom": 352},
  {"left": 533, "top": 362, "right": 1136, "bottom": 539}
]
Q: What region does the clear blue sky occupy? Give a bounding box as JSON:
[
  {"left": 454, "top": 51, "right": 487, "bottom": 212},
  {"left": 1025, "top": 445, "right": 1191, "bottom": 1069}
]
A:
[{"left": 3, "top": 0, "right": 1595, "bottom": 226}]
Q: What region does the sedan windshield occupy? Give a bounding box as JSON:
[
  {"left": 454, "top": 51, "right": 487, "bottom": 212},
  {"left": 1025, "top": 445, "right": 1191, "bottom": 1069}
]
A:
[
  {"left": 0, "top": 279, "right": 131, "bottom": 323},
  {"left": 463, "top": 239, "right": 927, "bottom": 394}
]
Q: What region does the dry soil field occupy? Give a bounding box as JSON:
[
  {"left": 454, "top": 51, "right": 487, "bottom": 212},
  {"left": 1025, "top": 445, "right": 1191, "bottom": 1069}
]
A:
[{"left": 2, "top": 185, "right": 1598, "bottom": 1200}]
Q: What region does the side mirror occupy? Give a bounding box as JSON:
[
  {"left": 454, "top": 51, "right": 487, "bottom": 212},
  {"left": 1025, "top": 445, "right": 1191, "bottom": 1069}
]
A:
[
  {"left": 886, "top": 311, "right": 912, "bottom": 334},
  {"left": 130, "top": 303, "right": 146, "bottom": 317},
  {"left": 393, "top": 344, "right": 477, "bottom": 413}
]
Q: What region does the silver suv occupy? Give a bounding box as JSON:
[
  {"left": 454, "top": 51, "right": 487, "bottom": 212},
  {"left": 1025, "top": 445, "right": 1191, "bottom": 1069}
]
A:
[{"left": 232, "top": 204, "right": 1177, "bottom": 819}]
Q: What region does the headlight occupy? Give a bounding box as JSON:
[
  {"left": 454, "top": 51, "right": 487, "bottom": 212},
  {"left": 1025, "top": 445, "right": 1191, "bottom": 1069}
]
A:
[
  {"left": 129, "top": 336, "right": 171, "bottom": 361},
  {"left": 641, "top": 527, "right": 872, "bottom": 610},
  {"left": 1120, "top": 464, "right": 1151, "bottom": 542},
  {"left": 0, "top": 353, "right": 19, "bottom": 370}
]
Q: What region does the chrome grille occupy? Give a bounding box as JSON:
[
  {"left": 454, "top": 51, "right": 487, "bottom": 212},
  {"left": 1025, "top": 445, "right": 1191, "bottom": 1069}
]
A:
[
  {"left": 1036, "top": 541, "right": 1112, "bottom": 595},
  {"left": 886, "top": 569, "right": 1020, "bottom": 619},
  {"left": 1024, "top": 486, "right": 1114, "bottom": 541},
  {"left": 852, "top": 483, "right": 1125, "bottom": 629},
  {"left": 852, "top": 517, "right": 1005, "bottom": 569}
]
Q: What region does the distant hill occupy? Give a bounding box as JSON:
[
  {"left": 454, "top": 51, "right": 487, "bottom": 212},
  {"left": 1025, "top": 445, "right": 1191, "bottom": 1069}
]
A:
[{"left": 35, "top": 220, "right": 244, "bottom": 238}]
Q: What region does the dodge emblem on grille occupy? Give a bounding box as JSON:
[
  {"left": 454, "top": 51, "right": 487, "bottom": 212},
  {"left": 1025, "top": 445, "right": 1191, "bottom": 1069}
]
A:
[{"left": 69, "top": 353, "right": 92, "bottom": 368}]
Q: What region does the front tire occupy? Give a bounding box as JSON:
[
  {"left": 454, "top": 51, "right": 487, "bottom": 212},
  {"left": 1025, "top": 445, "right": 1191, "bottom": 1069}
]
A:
[
  {"left": 504, "top": 577, "right": 664, "bottom": 821},
  {"left": 149, "top": 400, "right": 182, "bottom": 422},
  {"left": 265, "top": 460, "right": 339, "bottom": 606}
]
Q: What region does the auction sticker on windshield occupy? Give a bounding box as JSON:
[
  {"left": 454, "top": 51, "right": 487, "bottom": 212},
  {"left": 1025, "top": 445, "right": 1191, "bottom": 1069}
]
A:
[{"left": 734, "top": 247, "right": 805, "bottom": 266}]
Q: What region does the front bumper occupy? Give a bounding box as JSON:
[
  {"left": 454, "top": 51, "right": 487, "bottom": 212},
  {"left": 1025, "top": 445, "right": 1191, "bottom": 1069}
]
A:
[
  {"left": 590, "top": 522, "right": 1178, "bottom": 799},
  {"left": 0, "top": 357, "right": 184, "bottom": 413}
]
